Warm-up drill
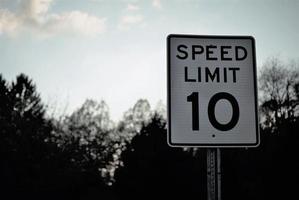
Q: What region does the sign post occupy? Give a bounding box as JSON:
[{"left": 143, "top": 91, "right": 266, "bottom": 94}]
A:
[
  {"left": 207, "top": 148, "right": 216, "bottom": 200},
  {"left": 216, "top": 148, "right": 221, "bottom": 200},
  {"left": 207, "top": 148, "right": 221, "bottom": 200},
  {"left": 167, "top": 34, "right": 259, "bottom": 199}
]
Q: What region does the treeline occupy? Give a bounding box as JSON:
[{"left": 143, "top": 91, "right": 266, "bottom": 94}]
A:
[{"left": 0, "top": 57, "right": 299, "bottom": 200}]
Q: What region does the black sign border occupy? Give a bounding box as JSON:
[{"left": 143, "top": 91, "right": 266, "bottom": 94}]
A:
[{"left": 167, "top": 34, "right": 260, "bottom": 148}]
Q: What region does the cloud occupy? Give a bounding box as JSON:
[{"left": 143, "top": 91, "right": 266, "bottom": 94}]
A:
[
  {"left": 126, "top": 3, "right": 140, "bottom": 11},
  {"left": 118, "top": 14, "right": 143, "bottom": 30},
  {"left": 0, "top": 0, "right": 106, "bottom": 38},
  {"left": 22, "top": 0, "right": 52, "bottom": 18},
  {"left": 36, "top": 11, "right": 106, "bottom": 37},
  {"left": 152, "top": 0, "right": 162, "bottom": 10},
  {"left": 121, "top": 14, "right": 143, "bottom": 24},
  {"left": 0, "top": 9, "right": 20, "bottom": 36}
]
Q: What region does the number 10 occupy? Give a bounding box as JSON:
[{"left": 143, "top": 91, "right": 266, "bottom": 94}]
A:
[{"left": 187, "top": 92, "right": 239, "bottom": 131}]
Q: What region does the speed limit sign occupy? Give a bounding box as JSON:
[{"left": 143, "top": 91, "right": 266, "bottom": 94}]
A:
[{"left": 167, "top": 34, "right": 259, "bottom": 147}]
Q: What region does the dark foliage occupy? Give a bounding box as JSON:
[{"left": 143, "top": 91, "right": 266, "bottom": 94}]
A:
[
  {"left": 114, "top": 113, "right": 207, "bottom": 200},
  {"left": 0, "top": 74, "right": 111, "bottom": 200},
  {"left": 222, "top": 119, "right": 299, "bottom": 200},
  {"left": 259, "top": 58, "right": 299, "bottom": 129}
]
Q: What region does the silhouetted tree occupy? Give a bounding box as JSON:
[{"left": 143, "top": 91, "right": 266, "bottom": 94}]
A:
[
  {"left": 10, "top": 74, "right": 45, "bottom": 121},
  {"left": 0, "top": 75, "right": 10, "bottom": 118},
  {"left": 0, "top": 75, "right": 11, "bottom": 147},
  {"left": 51, "top": 99, "right": 119, "bottom": 186},
  {"left": 117, "top": 99, "right": 152, "bottom": 140},
  {"left": 114, "top": 113, "right": 206, "bottom": 200},
  {"left": 154, "top": 100, "right": 166, "bottom": 119},
  {"left": 0, "top": 74, "right": 60, "bottom": 199},
  {"left": 112, "top": 99, "right": 154, "bottom": 179},
  {"left": 259, "top": 57, "right": 299, "bottom": 129},
  {"left": 0, "top": 74, "right": 114, "bottom": 199}
]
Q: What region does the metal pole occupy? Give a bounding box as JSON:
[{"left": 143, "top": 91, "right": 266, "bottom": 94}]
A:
[
  {"left": 217, "top": 148, "right": 221, "bottom": 200},
  {"left": 207, "top": 148, "right": 221, "bottom": 200},
  {"left": 207, "top": 148, "right": 216, "bottom": 200}
]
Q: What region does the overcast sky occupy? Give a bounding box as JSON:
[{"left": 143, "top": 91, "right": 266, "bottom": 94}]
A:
[{"left": 1, "top": 0, "right": 298, "bottom": 120}]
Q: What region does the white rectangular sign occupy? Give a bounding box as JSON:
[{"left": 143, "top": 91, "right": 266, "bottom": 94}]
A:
[{"left": 167, "top": 34, "right": 259, "bottom": 147}]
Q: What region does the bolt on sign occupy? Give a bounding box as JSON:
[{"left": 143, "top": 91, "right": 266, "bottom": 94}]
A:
[{"left": 167, "top": 34, "right": 259, "bottom": 147}]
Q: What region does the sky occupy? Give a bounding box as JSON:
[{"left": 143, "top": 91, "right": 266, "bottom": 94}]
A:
[{"left": 0, "top": 0, "right": 298, "bottom": 121}]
